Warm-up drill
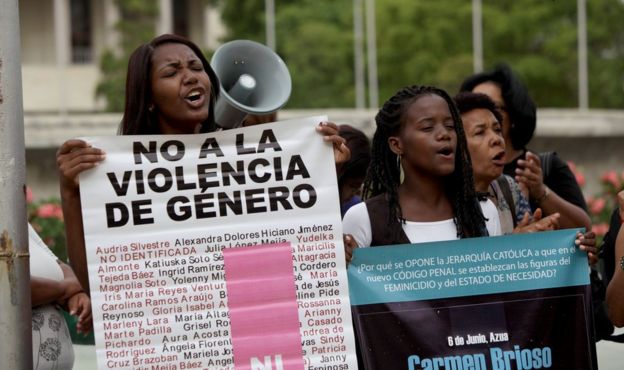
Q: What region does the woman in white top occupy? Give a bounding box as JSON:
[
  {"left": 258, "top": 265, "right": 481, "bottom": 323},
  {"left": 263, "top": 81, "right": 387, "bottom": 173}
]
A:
[
  {"left": 30, "top": 224, "right": 92, "bottom": 369},
  {"left": 343, "top": 85, "right": 501, "bottom": 251}
]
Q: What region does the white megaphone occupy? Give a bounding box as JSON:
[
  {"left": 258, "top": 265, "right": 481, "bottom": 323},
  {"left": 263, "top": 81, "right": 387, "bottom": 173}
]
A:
[{"left": 211, "top": 40, "right": 292, "bottom": 129}]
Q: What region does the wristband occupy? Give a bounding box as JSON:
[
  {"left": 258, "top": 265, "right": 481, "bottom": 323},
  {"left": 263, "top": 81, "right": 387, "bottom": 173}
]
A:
[{"left": 620, "top": 255, "right": 624, "bottom": 271}]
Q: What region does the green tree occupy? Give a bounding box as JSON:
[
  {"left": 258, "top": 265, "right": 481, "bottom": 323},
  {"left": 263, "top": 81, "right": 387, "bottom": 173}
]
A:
[
  {"left": 217, "top": 0, "right": 475, "bottom": 108},
  {"left": 217, "top": 0, "right": 267, "bottom": 43},
  {"left": 375, "top": 0, "right": 473, "bottom": 102},
  {"left": 96, "top": 0, "right": 158, "bottom": 112},
  {"left": 482, "top": 0, "right": 579, "bottom": 107},
  {"left": 479, "top": 0, "right": 624, "bottom": 109},
  {"left": 195, "top": 0, "right": 624, "bottom": 109},
  {"left": 587, "top": 0, "right": 624, "bottom": 108},
  {"left": 217, "top": 0, "right": 353, "bottom": 108},
  {"left": 277, "top": 0, "right": 354, "bottom": 107}
]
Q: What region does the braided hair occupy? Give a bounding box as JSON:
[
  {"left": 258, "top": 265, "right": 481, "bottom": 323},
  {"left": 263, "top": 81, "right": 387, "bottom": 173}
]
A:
[{"left": 362, "top": 85, "right": 487, "bottom": 238}]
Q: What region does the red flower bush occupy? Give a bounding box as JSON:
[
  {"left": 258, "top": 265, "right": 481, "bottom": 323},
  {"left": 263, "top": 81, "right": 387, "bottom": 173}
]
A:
[
  {"left": 36, "top": 203, "right": 64, "bottom": 220},
  {"left": 567, "top": 161, "right": 586, "bottom": 187},
  {"left": 568, "top": 162, "right": 624, "bottom": 243},
  {"left": 601, "top": 170, "right": 621, "bottom": 190}
]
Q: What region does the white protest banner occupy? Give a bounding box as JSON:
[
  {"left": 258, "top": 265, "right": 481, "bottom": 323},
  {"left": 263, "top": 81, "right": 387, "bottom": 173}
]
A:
[{"left": 79, "top": 117, "right": 358, "bottom": 370}]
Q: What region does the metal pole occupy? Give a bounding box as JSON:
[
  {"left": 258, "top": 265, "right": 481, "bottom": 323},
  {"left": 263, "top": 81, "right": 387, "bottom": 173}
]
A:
[
  {"left": 0, "top": 0, "right": 33, "bottom": 369},
  {"left": 103, "top": 0, "right": 121, "bottom": 55},
  {"left": 157, "top": 0, "right": 173, "bottom": 35},
  {"left": 265, "top": 0, "right": 276, "bottom": 50},
  {"left": 577, "top": 0, "right": 589, "bottom": 110},
  {"left": 365, "top": 0, "right": 379, "bottom": 109},
  {"left": 353, "top": 0, "right": 366, "bottom": 109},
  {"left": 472, "top": 0, "right": 484, "bottom": 73},
  {"left": 53, "top": 0, "right": 70, "bottom": 116}
]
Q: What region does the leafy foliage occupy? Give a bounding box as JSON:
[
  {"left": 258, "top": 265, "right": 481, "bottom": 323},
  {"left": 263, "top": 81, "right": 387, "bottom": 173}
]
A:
[
  {"left": 96, "top": 0, "right": 158, "bottom": 111},
  {"left": 98, "top": 0, "right": 624, "bottom": 110},
  {"left": 482, "top": 0, "right": 578, "bottom": 107},
  {"left": 217, "top": 0, "right": 354, "bottom": 108},
  {"left": 375, "top": 0, "right": 473, "bottom": 102},
  {"left": 586, "top": 0, "right": 624, "bottom": 108},
  {"left": 218, "top": 0, "right": 267, "bottom": 43},
  {"left": 277, "top": 1, "right": 355, "bottom": 107},
  {"left": 216, "top": 0, "right": 623, "bottom": 109}
]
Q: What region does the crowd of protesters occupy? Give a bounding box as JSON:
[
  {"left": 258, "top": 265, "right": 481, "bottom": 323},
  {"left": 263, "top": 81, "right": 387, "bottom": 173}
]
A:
[{"left": 27, "top": 34, "right": 622, "bottom": 369}]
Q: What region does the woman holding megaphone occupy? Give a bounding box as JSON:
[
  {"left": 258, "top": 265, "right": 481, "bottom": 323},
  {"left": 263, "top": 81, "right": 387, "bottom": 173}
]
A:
[{"left": 56, "top": 34, "right": 350, "bottom": 292}]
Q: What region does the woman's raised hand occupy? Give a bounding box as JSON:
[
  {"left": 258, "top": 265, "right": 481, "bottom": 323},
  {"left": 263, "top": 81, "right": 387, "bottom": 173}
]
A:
[
  {"left": 576, "top": 231, "right": 598, "bottom": 265},
  {"left": 515, "top": 151, "right": 545, "bottom": 200},
  {"left": 56, "top": 139, "right": 106, "bottom": 194},
  {"left": 67, "top": 292, "right": 92, "bottom": 334},
  {"left": 344, "top": 234, "right": 357, "bottom": 264},
  {"left": 514, "top": 208, "right": 560, "bottom": 234},
  {"left": 315, "top": 121, "right": 351, "bottom": 166}
]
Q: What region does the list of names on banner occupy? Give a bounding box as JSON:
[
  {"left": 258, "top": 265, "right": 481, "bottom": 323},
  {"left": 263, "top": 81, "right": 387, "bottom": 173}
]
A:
[
  {"left": 81, "top": 118, "right": 358, "bottom": 370},
  {"left": 95, "top": 234, "right": 232, "bottom": 369},
  {"left": 95, "top": 222, "right": 352, "bottom": 369},
  {"left": 294, "top": 223, "right": 349, "bottom": 366}
]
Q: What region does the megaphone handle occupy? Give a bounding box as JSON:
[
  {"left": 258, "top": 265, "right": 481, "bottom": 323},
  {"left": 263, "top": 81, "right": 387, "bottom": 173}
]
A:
[
  {"left": 215, "top": 98, "right": 248, "bottom": 130},
  {"left": 228, "top": 74, "right": 257, "bottom": 102}
]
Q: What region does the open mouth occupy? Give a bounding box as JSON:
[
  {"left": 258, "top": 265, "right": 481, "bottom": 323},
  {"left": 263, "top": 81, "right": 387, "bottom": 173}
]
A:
[
  {"left": 186, "top": 90, "right": 202, "bottom": 102},
  {"left": 492, "top": 151, "right": 506, "bottom": 165},
  {"left": 437, "top": 147, "right": 454, "bottom": 156}
]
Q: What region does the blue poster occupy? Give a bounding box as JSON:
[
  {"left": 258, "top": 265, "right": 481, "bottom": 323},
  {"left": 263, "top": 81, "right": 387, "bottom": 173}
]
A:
[{"left": 348, "top": 229, "right": 597, "bottom": 370}]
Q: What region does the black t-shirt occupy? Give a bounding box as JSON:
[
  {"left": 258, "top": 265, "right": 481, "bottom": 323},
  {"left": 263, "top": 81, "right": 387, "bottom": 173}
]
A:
[{"left": 503, "top": 150, "right": 588, "bottom": 212}]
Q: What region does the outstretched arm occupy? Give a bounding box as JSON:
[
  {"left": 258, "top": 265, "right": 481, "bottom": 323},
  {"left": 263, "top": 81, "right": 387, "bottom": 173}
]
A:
[{"left": 57, "top": 139, "right": 105, "bottom": 292}]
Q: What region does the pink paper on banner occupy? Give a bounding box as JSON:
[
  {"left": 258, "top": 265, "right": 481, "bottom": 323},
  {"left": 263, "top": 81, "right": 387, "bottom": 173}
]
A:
[{"left": 224, "top": 242, "right": 304, "bottom": 370}]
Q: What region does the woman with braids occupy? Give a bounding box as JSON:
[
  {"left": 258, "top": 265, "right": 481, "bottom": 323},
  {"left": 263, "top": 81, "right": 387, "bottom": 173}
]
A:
[{"left": 343, "top": 85, "right": 501, "bottom": 250}]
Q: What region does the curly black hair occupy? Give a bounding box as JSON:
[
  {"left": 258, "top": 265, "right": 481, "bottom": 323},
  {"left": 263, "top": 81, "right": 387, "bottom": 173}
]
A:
[{"left": 453, "top": 91, "right": 503, "bottom": 123}]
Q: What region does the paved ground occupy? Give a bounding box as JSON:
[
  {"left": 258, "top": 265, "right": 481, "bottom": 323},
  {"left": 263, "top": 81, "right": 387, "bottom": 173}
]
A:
[
  {"left": 595, "top": 327, "right": 624, "bottom": 370},
  {"left": 73, "top": 330, "right": 623, "bottom": 369}
]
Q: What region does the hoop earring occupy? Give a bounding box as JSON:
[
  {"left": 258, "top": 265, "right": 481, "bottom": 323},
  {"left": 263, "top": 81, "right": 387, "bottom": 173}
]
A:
[{"left": 397, "top": 154, "right": 404, "bottom": 184}]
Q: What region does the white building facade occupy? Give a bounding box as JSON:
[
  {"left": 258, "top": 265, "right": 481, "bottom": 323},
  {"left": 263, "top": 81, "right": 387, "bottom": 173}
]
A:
[{"left": 19, "top": 0, "right": 225, "bottom": 113}]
